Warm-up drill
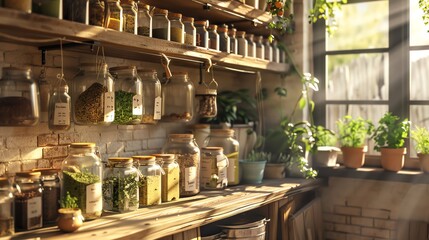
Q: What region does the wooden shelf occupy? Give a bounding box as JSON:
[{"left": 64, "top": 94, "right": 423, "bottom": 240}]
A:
[
  {"left": 6, "top": 179, "right": 320, "bottom": 240},
  {"left": 0, "top": 8, "right": 288, "bottom": 73}
]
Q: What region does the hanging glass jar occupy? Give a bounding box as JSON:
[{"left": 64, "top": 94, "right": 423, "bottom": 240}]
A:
[
  {"left": 218, "top": 25, "right": 230, "bottom": 53},
  {"left": 121, "top": 0, "right": 137, "bottom": 34},
  {"left": 137, "top": 69, "right": 162, "bottom": 124},
  {"left": 34, "top": 168, "right": 60, "bottom": 224},
  {"left": 182, "top": 16, "right": 196, "bottom": 46},
  {"left": 162, "top": 134, "right": 200, "bottom": 197},
  {"left": 195, "top": 20, "right": 209, "bottom": 48},
  {"left": 14, "top": 171, "right": 43, "bottom": 230},
  {"left": 264, "top": 38, "right": 273, "bottom": 62},
  {"left": 236, "top": 31, "right": 248, "bottom": 57},
  {"left": 0, "top": 67, "right": 40, "bottom": 126},
  {"left": 168, "top": 12, "right": 184, "bottom": 44},
  {"left": 110, "top": 66, "right": 143, "bottom": 125},
  {"left": 200, "top": 147, "right": 228, "bottom": 190},
  {"left": 133, "top": 156, "right": 162, "bottom": 207},
  {"left": 61, "top": 143, "right": 103, "bottom": 220},
  {"left": 32, "top": 0, "right": 63, "bottom": 18},
  {"left": 88, "top": 0, "right": 109, "bottom": 27},
  {"left": 137, "top": 3, "right": 152, "bottom": 37},
  {"left": 152, "top": 154, "right": 179, "bottom": 202},
  {"left": 0, "top": 177, "right": 14, "bottom": 237},
  {"left": 255, "top": 35, "right": 265, "bottom": 59},
  {"left": 103, "top": 157, "right": 139, "bottom": 213},
  {"left": 228, "top": 27, "right": 238, "bottom": 54},
  {"left": 272, "top": 39, "right": 280, "bottom": 63},
  {"left": 152, "top": 8, "right": 170, "bottom": 41},
  {"left": 161, "top": 72, "right": 194, "bottom": 122},
  {"left": 72, "top": 63, "right": 115, "bottom": 126},
  {"left": 49, "top": 82, "right": 71, "bottom": 131},
  {"left": 195, "top": 71, "right": 218, "bottom": 118},
  {"left": 63, "top": 0, "right": 89, "bottom": 24},
  {"left": 208, "top": 24, "right": 220, "bottom": 51},
  {"left": 204, "top": 129, "right": 240, "bottom": 185},
  {"left": 246, "top": 33, "right": 256, "bottom": 58},
  {"left": 107, "top": 0, "right": 123, "bottom": 31}
]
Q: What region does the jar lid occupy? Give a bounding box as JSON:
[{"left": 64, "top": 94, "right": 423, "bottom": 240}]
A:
[
  {"left": 208, "top": 24, "right": 218, "bottom": 31},
  {"left": 109, "top": 66, "right": 136, "bottom": 72},
  {"left": 2, "top": 67, "right": 32, "bottom": 78},
  {"left": 228, "top": 28, "right": 237, "bottom": 34},
  {"left": 108, "top": 157, "right": 133, "bottom": 164},
  {"left": 168, "top": 12, "right": 182, "bottom": 19},
  {"left": 217, "top": 27, "right": 228, "bottom": 33},
  {"left": 16, "top": 171, "right": 41, "bottom": 178},
  {"left": 194, "top": 20, "right": 208, "bottom": 27},
  {"left": 32, "top": 168, "right": 60, "bottom": 175},
  {"left": 191, "top": 124, "right": 210, "bottom": 129},
  {"left": 70, "top": 142, "right": 96, "bottom": 148},
  {"left": 246, "top": 33, "right": 254, "bottom": 38},
  {"left": 256, "top": 35, "right": 264, "bottom": 41},
  {"left": 132, "top": 155, "right": 156, "bottom": 164},
  {"left": 210, "top": 128, "right": 234, "bottom": 136},
  {"left": 169, "top": 133, "right": 194, "bottom": 139},
  {"left": 137, "top": 3, "right": 150, "bottom": 10},
  {"left": 196, "top": 88, "right": 217, "bottom": 95},
  {"left": 153, "top": 8, "right": 168, "bottom": 15},
  {"left": 202, "top": 146, "right": 224, "bottom": 152},
  {"left": 137, "top": 69, "right": 157, "bottom": 74},
  {"left": 182, "top": 16, "right": 194, "bottom": 22},
  {"left": 152, "top": 153, "right": 175, "bottom": 162}
]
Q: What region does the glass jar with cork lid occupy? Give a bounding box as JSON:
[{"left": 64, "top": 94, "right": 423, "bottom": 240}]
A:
[
  {"left": 152, "top": 8, "right": 170, "bottom": 41},
  {"left": 33, "top": 168, "right": 61, "bottom": 224},
  {"left": 236, "top": 31, "right": 248, "bottom": 57},
  {"left": 218, "top": 25, "right": 230, "bottom": 53},
  {"left": 228, "top": 27, "right": 238, "bottom": 54},
  {"left": 120, "top": 0, "right": 137, "bottom": 34},
  {"left": 195, "top": 20, "right": 209, "bottom": 48},
  {"left": 138, "top": 69, "right": 162, "bottom": 124},
  {"left": 255, "top": 35, "right": 265, "bottom": 59},
  {"left": 168, "top": 12, "right": 184, "bottom": 43},
  {"left": 182, "top": 16, "right": 196, "bottom": 46},
  {"left": 161, "top": 72, "right": 194, "bottom": 122},
  {"left": 208, "top": 24, "right": 220, "bottom": 51},
  {"left": 152, "top": 154, "right": 180, "bottom": 202},
  {"left": 137, "top": 2, "right": 152, "bottom": 37},
  {"left": 246, "top": 33, "right": 256, "bottom": 58},
  {"left": 107, "top": 0, "right": 123, "bottom": 31},
  {"left": 200, "top": 147, "right": 228, "bottom": 190},
  {"left": 133, "top": 156, "right": 162, "bottom": 207}
]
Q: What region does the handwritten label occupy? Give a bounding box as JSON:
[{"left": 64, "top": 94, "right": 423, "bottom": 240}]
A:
[
  {"left": 86, "top": 182, "right": 102, "bottom": 214},
  {"left": 104, "top": 92, "right": 115, "bottom": 122},
  {"left": 217, "top": 155, "right": 228, "bottom": 185},
  {"left": 27, "top": 196, "right": 42, "bottom": 229},
  {"left": 185, "top": 167, "right": 197, "bottom": 192},
  {"left": 154, "top": 96, "right": 162, "bottom": 120},
  {"left": 132, "top": 94, "right": 143, "bottom": 116},
  {"left": 53, "top": 102, "right": 70, "bottom": 125}
]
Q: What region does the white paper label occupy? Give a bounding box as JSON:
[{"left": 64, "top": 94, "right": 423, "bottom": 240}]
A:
[
  {"left": 185, "top": 167, "right": 197, "bottom": 191},
  {"left": 53, "top": 102, "right": 70, "bottom": 125},
  {"left": 200, "top": 157, "right": 212, "bottom": 185},
  {"left": 153, "top": 96, "right": 162, "bottom": 120},
  {"left": 226, "top": 152, "right": 239, "bottom": 184},
  {"left": 132, "top": 94, "right": 143, "bottom": 115},
  {"left": 86, "top": 182, "right": 102, "bottom": 214},
  {"left": 217, "top": 155, "right": 228, "bottom": 184},
  {"left": 27, "top": 196, "right": 42, "bottom": 219},
  {"left": 104, "top": 92, "right": 115, "bottom": 122}
]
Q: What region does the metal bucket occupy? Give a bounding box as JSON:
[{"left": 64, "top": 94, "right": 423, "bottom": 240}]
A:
[{"left": 218, "top": 213, "right": 269, "bottom": 239}]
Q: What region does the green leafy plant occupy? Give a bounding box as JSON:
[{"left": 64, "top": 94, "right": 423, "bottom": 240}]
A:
[
  {"left": 312, "top": 125, "right": 337, "bottom": 147},
  {"left": 337, "top": 115, "right": 374, "bottom": 147},
  {"left": 245, "top": 150, "right": 272, "bottom": 162},
  {"left": 309, "top": 0, "right": 347, "bottom": 35},
  {"left": 372, "top": 112, "right": 410, "bottom": 151},
  {"left": 60, "top": 191, "right": 79, "bottom": 209},
  {"left": 411, "top": 126, "right": 429, "bottom": 154},
  {"left": 419, "top": 0, "right": 429, "bottom": 31}
]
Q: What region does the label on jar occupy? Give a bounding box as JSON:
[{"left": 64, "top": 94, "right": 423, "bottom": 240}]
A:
[
  {"left": 185, "top": 167, "right": 197, "bottom": 192},
  {"left": 154, "top": 96, "right": 162, "bottom": 120},
  {"left": 53, "top": 102, "right": 70, "bottom": 125},
  {"left": 104, "top": 92, "right": 115, "bottom": 122},
  {"left": 226, "top": 152, "right": 239, "bottom": 184},
  {"left": 132, "top": 94, "right": 143, "bottom": 116},
  {"left": 200, "top": 156, "right": 214, "bottom": 186},
  {"left": 27, "top": 196, "right": 42, "bottom": 219},
  {"left": 86, "top": 182, "right": 102, "bottom": 214},
  {"left": 217, "top": 155, "right": 228, "bottom": 185}
]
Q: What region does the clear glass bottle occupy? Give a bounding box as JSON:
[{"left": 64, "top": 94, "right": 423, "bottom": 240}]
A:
[
  {"left": 152, "top": 154, "right": 180, "bottom": 202},
  {"left": 168, "top": 12, "right": 184, "bottom": 44},
  {"left": 34, "top": 168, "right": 60, "bottom": 224},
  {"left": 33, "top": 0, "right": 63, "bottom": 18},
  {"left": 72, "top": 63, "right": 115, "bottom": 126},
  {"left": 0, "top": 67, "right": 39, "bottom": 126},
  {"left": 121, "top": 0, "right": 137, "bottom": 34},
  {"left": 103, "top": 157, "right": 139, "bottom": 213},
  {"left": 246, "top": 33, "right": 256, "bottom": 58},
  {"left": 14, "top": 171, "right": 43, "bottom": 230},
  {"left": 200, "top": 147, "right": 228, "bottom": 190},
  {"left": 272, "top": 39, "right": 280, "bottom": 63},
  {"left": 48, "top": 83, "right": 71, "bottom": 131},
  {"left": 204, "top": 129, "right": 240, "bottom": 185},
  {"left": 218, "top": 25, "right": 230, "bottom": 53},
  {"left": 161, "top": 72, "right": 194, "bottom": 122},
  {"left": 0, "top": 177, "right": 14, "bottom": 237},
  {"left": 88, "top": 0, "right": 108, "bottom": 27},
  {"left": 107, "top": 0, "right": 123, "bottom": 31},
  {"left": 255, "top": 35, "right": 265, "bottom": 59},
  {"left": 110, "top": 66, "right": 143, "bottom": 125},
  {"left": 133, "top": 156, "right": 162, "bottom": 207},
  {"left": 194, "top": 20, "right": 209, "bottom": 48},
  {"left": 182, "top": 16, "right": 196, "bottom": 46},
  {"left": 137, "top": 69, "right": 162, "bottom": 124},
  {"left": 208, "top": 24, "right": 220, "bottom": 51},
  {"left": 63, "top": 0, "right": 88, "bottom": 24},
  {"left": 152, "top": 8, "right": 170, "bottom": 41},
  {"left": 236, "top": 31, "right": 248, "bottom": 57},
  {"left": 228, "top": 28, "right": 238, "bottom": 54},
  {"left": 264, "top": 38, "right": 273, "bottom": 62},
  {"left": 161, "top": 134, "right": 200, "bottom": 197},
  {"left": 137, "top": 3, "right": 152, "bottom": 37},
  {"left": 61, "top": 143, "right": 103, "bottom": 220}
]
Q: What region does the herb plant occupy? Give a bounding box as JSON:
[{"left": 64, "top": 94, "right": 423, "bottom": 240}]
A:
[
  {"left": 411, "top": 126, "right": 429, "bottom": 154},
  {"left": 420, "top": 0, "right": 429, "bottom": 32},
  {"left": 337, "top": 115, "right": 374, "bottom": 147},
  {"left": 312, "top": 125, "right": 337, "bottom": 147},
  {"left": 60, "top": 191, "right": 79, "bottom": 209},
  {"left": 245, "top": 150, "right": 272, "bottom": 162},
  {"left": 372, "top": 112, "right": 410, "bottom": 151}
]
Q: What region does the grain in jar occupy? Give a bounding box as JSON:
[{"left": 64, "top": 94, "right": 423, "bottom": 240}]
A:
[
  {"left": 0, "top": 177, "right": 14, "bottom": 237},
  {"left": 137, "top": 3, "right": 152, "bottom": 37},
  {"left": 236, "top": 31, "right": 248, "bottom": 57},
  {"left": 228, "top": 28, "right": 238, "bottom": 54},
  {"left": 218, "top": 25, "right": 230, "bottom": 53},
  {"left": 195, "top": 87, "right": 217, "bottom": 118},
  {"left": 107, "top": 0, "right": 123, "bottom": 31},
  {"left": 200, "top": 147, "right": 228, "bottom": 190},
  {"left": 208, "top": 24, "right": 220, "bottom": 51},
  {"left": 195, "top": 20, "right": 209, "bottom": 48},
  {"left": 152, "top": 8, "right": 170, "bottom": 41},
  {"left": 133, "top": 156, "right": 162, "bottom": 206},
  {"left": 183, "top": 16, "right": 196, "bottom": 46},
  {"left": 121, "top": 0, "right": 137, "bottom": 34},
  {"left": 88, "top": 0, "right": 108, "bottom": 27},
  {"left": 168, "top": 12, "right": 184, "bottom": 43},
  {"left": 152, "top": 154, "right": 180, "bottom": 202}
]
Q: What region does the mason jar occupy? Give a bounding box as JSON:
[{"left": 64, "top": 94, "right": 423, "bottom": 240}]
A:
[
  {"left": 183, "top": 16, "right": 196, "bottom": 46},
  {"left": 72, "top": 63, "right": 115, "bottom": 126},
  {"left": 195, "top": 87, "right": 217, "bottom": 118},
  {"left": 161, "top": 72, "right": 194, "bottom": 122},
  {"left": 133, "top": 156, "right": 162, "bottom": 207},
  {"left": 228, "top": 27, "right": 238, "bottom": 54},
  {"left": 34, "top": 168, "right": 61, "bottom": 224},
  {"left": 121, "top": 0, "right": 137, "bottom": 34},
  {"left": 61, "top": 143, "right": 103, "bottom": 220},
  {"left": 255, "top": 35, "right": 265, "bottom": 59},
  {"left": 152, "top": 154, "right": 180, "bottom": 202},
  {"left": 218, "top": 25, "right": 230, "bottom": 53},
  {"left": 246, "top": 33, "right": 256, "bottom": 58},
  {"left": 200, "top": 147, "right": 228, "bottom": 190},
  {"left": 137, "top": 3, "right": 152, "bottom": 37},
  {"left": 103, "top": 157, "right": 139, "bottom": 213},
  {"left": 208, "top": 24, "right": 220, "bottom": 51},
  {"left": 152, "top": 8, "right": 170, "bottom": 41},
  {"left": 0, "top": 177, "right": 14, "bottom": 237},
  {"left": 137, "top": 69, "right": 162, "bottom": 124},
  {"left": 236, "top": 31, "right": 248, "bottom": 57},
  {"left": 110, "top": 66, "right": 143, "bottom": 125},
  {"left": 195, "top": 20, "right": 209, "bottom": 48},
  {"left": 0, "top": 67, "right": 40, "bottom": 126},
  {"left": 107, "top": 0, "right": 123, "bottom": 31},
  {"left": 168, "top": 12, "right": 184, "bottom": 44},
  {"left": 162, "top": 134, "right": 200, "bottom": 197}
]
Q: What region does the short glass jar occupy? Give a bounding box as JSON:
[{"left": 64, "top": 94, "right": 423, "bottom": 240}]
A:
[
  {"left": 264, "top": 38, "right": 273, "bottom": 62},
  {"left": 236, "top": 31, "right": 248, "bottom": 57},
  {"left": 195, "top": 87, "right": 217, "bottom": 118},
  {"left": 161, "top": 72, "right": 194, "bottom": 122},
  {"left": 168, "top": 12, "right": 184, "bottom": 44},
  {"left": 152, "top": 8, "right": 170, "bottom": 41},
  {"left": 255, "top": 35, "right": 265, "bottom": 59},
  {"left": 121, "top": 0, "right": 137, "bottom": 34},
  {"left": 200, "top": 147, "right": 228, "bottom": 190},
  {"left": 133, "top": 156, "right": 162, "bottom": 207},
  {"left": 34, "top": 168, "right": 61, "bottom": 224},
  {"left": 218, "top": 25, "right": 230, "bottom": 53},
  {"left": 208, "top": 24, "right": 220, "bottom": 51},
  {"left": 246, "top": 33, "right": 256, "bottom": 58},
  {"left": 107, "top": 0, "right": 123, "bottom": 31},
  {"left": 48, "top": 84, "right": 71, "bottom": 131},
  {"left": 228, "top": 28, "right": 238, "bottom": 54},
  {"left": 152, "top": 154, "right": 180, "bottom": 202},
  {"left": 137, "top": 69, "right": 162, "bottom": 124},
  {"left": 137, "top": 3, "right": 152, "bottom": 37},
  {"left": 182, "top": 16, "right": 196, "bottom": 46},
  {"left": 195, "top": 20, "right": 209, "bottom": 48},
  {"left": 0, "top": 177, "right": 14, "bottom": 237}
]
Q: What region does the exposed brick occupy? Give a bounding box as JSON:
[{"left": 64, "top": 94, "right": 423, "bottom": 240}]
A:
[
  {"left": 106, "top": 142, "right": 125, "bottom": 154},
  {"left": 374, "top": 219, "right": 397, "bottom": 230},
  {"left": 22, "top": 160, "right": 38, "bottom": 171},
  {"left": 100, "top": 131, "right": 118, "bottom": 142},
  {"left": 52, "top": 158, "right": 64, "bottom": 169},
  {"left": 362, "top": 209, "right": 390, "bottom": 219},
  {"left": 346, "top": 234, "right": 372, "bottom": 240},
  {"left": 80, "top": 132, "right": 101, "bottom": 143},
  {"left": 148, "top": 138, "right": 165, "bottom": 150},
  {"left": 142, "top": 139, "right": 148, "bottom": 149},
  {"left": 42, "top": 146, "right": 68, "bottom": 159},
  {"left": 6, "top": 136, "right": 37, "bottom": 148},
  {"left": 21, "top": 147, "right": 43, "bottom": 160},
  {"left": 37, "top": 159, "right": 52, "bottom": 169},
  {"left": 0, "top": 149, "right": 20, "bottom": 162},
  {"left": 335, "top": 223, "right": 361, "bottom": 234},
  {"left": 326, "top": 231, "right": 346, "bottom": 240},
  {"left": 37, "top": 134, "right": 59, "bottom": 147},
  {"left": 335, "top": 206, "right": 362, "bottom": 217},
  {"left": 324, "top": 213, "right": 347, "bottom": 224},
  {"left": 389, "top": 231, "right": 397, "bottom": 240},
  {"left": 135, "top": 150, "right": 157, "bottom": 156},
  {"left": 118, "top": 131, "right": 133, "bottom": 141},
  {"left": 58, "top": 132, "right": 79, "bottom": 145},
  {"left": 351, "top": 217, "right": 374, "bottom": 227},
  {"left": 118, "top": 125, "right": 135, "bottom": 130},
  {"left": 5, "top": 161, "right": 22, "bottom": 174},
  {"left": 133, "top": 129, "right": 149, "bottom": 140},
  {"left": 4, "top": 51, "right": 32, "bottom": 65},
  {"left": 125, "top": 140, "right": 142, "bottom": 152},
  {"left": 361, "top": 227, "right": 390, "bottom": 239},
  {"left": 149, "top": 126, "right": 167, "bottom": 138}
]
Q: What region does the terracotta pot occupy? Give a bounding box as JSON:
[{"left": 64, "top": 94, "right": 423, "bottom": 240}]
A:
[
  {"left": 341, "top": 146, "right": 367, "bottom": 169},
  {"left": 380, "top": 148, "right": 406, "bottom": 172},
  {"left": 57, "top": 208, "right": 84, "bottom": 233},
  {"left": 313, "top": 146, "right": 340, "bottom": 168},
  {"left": 263, "top": 163, "right": 286, "bottom": 179},
  {"left": 417, "top": 153, "right": 429, "bottom": 173}
]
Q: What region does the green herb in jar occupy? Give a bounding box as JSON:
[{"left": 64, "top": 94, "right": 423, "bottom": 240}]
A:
[
  {"left": 113, "top": 90, "right": 141, "bottom": 124},
  {"left": 102, "top": 173, "right": 139, "bottom": 213}
]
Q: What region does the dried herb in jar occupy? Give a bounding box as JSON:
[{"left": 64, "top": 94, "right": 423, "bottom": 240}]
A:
[
  {"left": 114, "top": 90, "right": 141, "bottom": 124},
  {"left": 0, "top": 97, "right": 34, "bottom": 125},
  {"left": 102, "top": 173, "right": 139, "bottom": 213},
  {"left": 176, "top": 153, "right": 200, "bottom": 196},
  {"left": 74, "top": 82, "right": 107, "bottom": 123}
]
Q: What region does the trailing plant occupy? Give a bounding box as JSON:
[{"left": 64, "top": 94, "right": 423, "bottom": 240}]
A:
[
  {"left": 245, "top": 150, "right": 272, "bottom": 162},
  {"left": 419, "top": 0, "right": 429, "bottom": 31},
  {"left": 60, "top": 191, "right": 79, "bottom": 209},
  {"left": 312, "top": 125, "right": 337, "bottom": 147},
  {"left": 372, "top": 112, "right": 410, "bottom": 151},
  {"left": 337, "top": 115, "right": 374, "bottom": 147},
  {"left": 411, "top": 126, "right": 429, "bottom": 154},
  {"left": 309, "top": 0, "right": 347, "bottom": 36}
]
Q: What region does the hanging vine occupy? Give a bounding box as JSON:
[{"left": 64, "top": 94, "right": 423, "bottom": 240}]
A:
[{"left": 419, "top": 0, "right": 429, "bottom": 31}]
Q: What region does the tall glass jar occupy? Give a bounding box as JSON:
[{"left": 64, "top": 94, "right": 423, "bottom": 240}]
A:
[
  {"left": 168, "top": 12, "right": 184, "bottom": 44},
  {"left": 236, "top": 31, "right": 248, "bottom": 57},
  {"left": 72, "top": 63, "right": 115, "bottom": 126},
  {"left": 121, "top": 0, "right": 137, "bottom": 34},
  {"left": 228, "top": 28, "right": 238, "bottom": 54},
  {"left": 0, "top": 177, "right": 14, "bottom": 237},
  {"left": 133, "top": 156, "right": 162, "bottom": 207},
  {"left": 204, "top": 129, "right": 240, "bottom": 185},
  {"left": 272, "top": 39, "right": 280, "bottom": 63},
  {"left": 137, "top": 3, "right": 152, "bottom": 37},
  {"left": 255, "top": 35, "right": 265, "bottom": 59},
  {"left": 35, "top": 168, "right": 60, "bottom": 224},
  {"left": 218, "top": 25, "right": 230, "bottom": 53},
  {"left": 88, "top": 0, "right": 108, "bottom": 27},
  {"left": 107, "top": 0, "right": 123, "bottom": 31},
  {"left": 14, "top": 171, "right": 43, "bottom": 230},
  {"left": 162, "top": 134, "right": 200, "bottom": 197},
  {"left": 48, "top": 84, "right": 71, "bottom": 131},
  {"left": 61, "top": 143, "right": 103, "bottom": 220},
  {"left": 246, "top": 33, "right": 256, "bottom": 58},
  {"left": 152, "top": 8, "right": 170, "bottom": 41},
  {"left": 183, "top": 16, "right": 196, "bottom": 46},
  {"left": 208, "top": 24, "right": 219, "bottom": 51},
  {"left": 103, "top": 157, "right": 139, "bottom": 213},
  {"left": 152, "top": 154, "right": 179, "bottom": 202},
  {"left": 200, "top": 147, "right": 228, "bottom": 190},
  {"left": 195, "top": 20, "right": 209, "bottom": 48},
  {"left": 264, "top": 38, "right": 273, "bottom": 62},
  {"left": 137, "top": 69, "right": 162, "bottom": 124},
  {"left": 33, "top": 0, "right": 63, "bottom": 18},
  {"left": 63, "top": 0, "right": 88, "bottom": 24},
  {"left": 161, "top": 72, "right": 194, "bottom": 122},
  {"left": 110, "top": 66, "right": 143, "bottom": 125},
  {"left": 0, "top": 67, "right": 40, "bottom": 126}
]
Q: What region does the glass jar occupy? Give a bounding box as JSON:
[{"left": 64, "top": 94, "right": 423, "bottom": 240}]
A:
[
  {"left": 4, "top": 0, "right": 31, "bottom": 13},
  {"left": 137, "top": 3, "right": 152, "bottom": 37},
  {"left": 280, "top": 47, "right": 287, "bottom": 63},
  {"left": 236, "top": 31, "right": 248, "bottom": 57},
  {"left": 14, "top": 171, "right": 43, "bottom": 230},
  {"left": 61, "top": 143, "right": 103, "bottom": 220},
  {"left": 161, "top": 72, "right": 194, "bottom": 122},
  {"left": 63, "top": 0, "right": 89, "bottom": 24},
  {"left": 195, "top": 86, "right": 217, "bottom": 118},
  {"left": 182, "top": 16, "right": 196, "bottom": 46},
  {"left": 264, "top": 38, "right": 273, "bottom": 62},
  {"left": 272, "top": 40, "right": 280, "bottom": 63},
  {"left": 110, "top": 66, "right": 143, "bottom": 125},
  {"left": 138, "top": 69, "right": 162, "bottom": 124},
  {"left": 200, "top": 147, "right": 228, "bottom": 190},
  {"left": 204, "top": 129, "right": 240, "bottom": 185},
  {"left": 121, "top": 0, "right": 137, "bottom": 34},
  {"left": 162, "top": 134, "right": 200, "bottom": 197},
  {"left": 152, "top": 8, "right": 170, "bottom": 41},
  {"left": 34, "top": 168, "right": 60, "bottom": 224},
  {"left": 228, "top": 28, "right": 238, "bottom": 54},
  {"left": 168, "top": 12, "right": 184, "bottom": 44},
  {"left": 38, "top": 70, "right": 51, "bottom": 123},
  {"left": 0, "top": 67, "right": 40, "bottom": 126},
  {"left": 32, "top": 0, "right": 62, "bottom": 18},
  {"left": 208, "top": 24, "right": 220, "bottom": 51},
  {"left": 246, "top": 33, "right": 256, "bottom": 58},
  {"left": 255, "top": 35, "right": 265, "bottom": 59},
  {"left": 72, "top": 63, "right": 115, "bottom": 126},
  {"left": 189, "top": 124, "right": 210, "bottom": 148},
  {"left": 48, "top": 84, "right": 71, "bottom": 131},
  {"left": 152, "top": 154, "right": 179, "bottom": 202},
  {"left": 88, "top": 0, "right": 108, "bottom": 27},
  {"left": 103, "top": 157, "right": 139, "bottom": 213},
  {"left": 107, "top": 0, "right": 123, "bottom": 31},
  {"left": 195, "top": 20, "right": 209, "bottom": 48},
  {"left": 0, "top": 177, "right": 14, "bottom": 237},
  {"left": 218, "top": 25, "right": 230, "bottom": 53},
  {"left": 133, "top": 156, "right": 162, "bottom": 207}
]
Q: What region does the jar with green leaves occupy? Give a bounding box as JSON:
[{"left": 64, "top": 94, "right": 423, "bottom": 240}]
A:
[
  {"left": 133, "top": 156, "right": 162, "bottom": 207},
  {"left": 137, "top": 69, "right": 162, "bottom": 124}
]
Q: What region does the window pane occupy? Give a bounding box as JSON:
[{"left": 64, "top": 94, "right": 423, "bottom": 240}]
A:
[
  {"left": 410, "top": 0, "right": 429, "bottom": 46},
  {"left": 410, "top": 50, "right": 429, "bottom": 100},
  {"left": 409, "top": 105, "right": 429, "bottom": 157},
  {"left": 327, "top": 53, "right": 389, "bottom": 100},
  {"left": 326, "top": 1, "right": 388, "bottom": 51}
]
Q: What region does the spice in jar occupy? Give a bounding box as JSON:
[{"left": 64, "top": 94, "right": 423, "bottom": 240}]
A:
[
  {"left": 35, "top": 168, "right": 61, "bottom": 224},
  {"left": 107, "top": 0, "right": 123, "bottom": 31},
  {"left": 89, "top": 0, "right": 107, "bottom": 27},
  {"left": 208, "top": 24, "right": 220, "bottom": 51},
  {"left": 196, "top": 88, "right": 217, "bottom": 118},
  {"left": 152, "top": 8, "right": 170, "bottom": 40},
  {"left": 200, "top": 147, "right": 228, "bottom": 190},
  {"left": 152, "top": 154, "right": 180, "bottom": 202},
  {"left": 168, "top": 12, "right": 184, "bottom": 43},
  {"left": 121, "top": 0, "right": 137, "bottom": 34},
  {"left": 0, "top": 177, "right": 14, "bottom": 237},
  {"left": 133, "top": 156, "right": 162, "bottom": 207},
  {"left": 137, "top": 3, "right": 152, "bottom": 37},
  {"left": 182, "top": 16, "right": 196, "bottom": 46}
]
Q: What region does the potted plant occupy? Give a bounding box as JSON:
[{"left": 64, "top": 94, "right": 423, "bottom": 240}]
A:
[
  {"left": 312, "top": 125, "right": 340, "bottom": 168},
  {"left": 239, "top": 150, "right": 270, "bottom": 184},
  {"left": 337, "top": 115, "right": 374, "bottom": 168},
  {"left": 372, "top": 112, "right": 410, "bottom": 172},
  {"left": 264, "top": 153, "right": 288, "bottom": 179},
  {"left": 57, "top": 191, "right": 84, "bottom": 233},
  {"left": 411, "top": 126, "right": 429, "bottom": 172}
]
